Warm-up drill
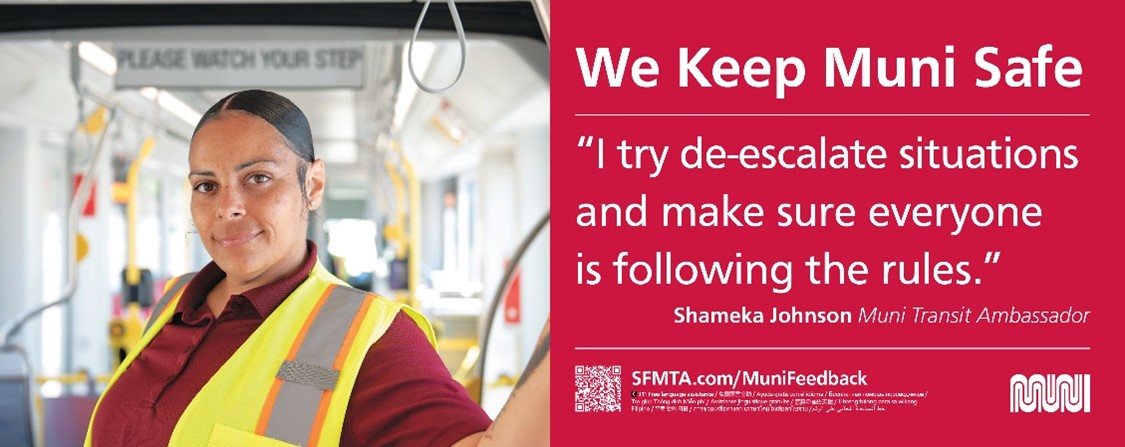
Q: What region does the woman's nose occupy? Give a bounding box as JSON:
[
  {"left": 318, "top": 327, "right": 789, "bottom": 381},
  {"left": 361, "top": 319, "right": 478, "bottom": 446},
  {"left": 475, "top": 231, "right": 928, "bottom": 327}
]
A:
[{"left": 216, "top": 186, "right": 245, "bottom": 219}]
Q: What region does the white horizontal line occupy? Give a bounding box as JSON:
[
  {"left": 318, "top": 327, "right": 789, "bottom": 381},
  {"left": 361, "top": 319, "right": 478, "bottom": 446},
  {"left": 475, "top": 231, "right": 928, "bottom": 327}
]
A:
[
  {"left": 575, "top": 346, "right": 1090, "bottom": 351},
  {"left": 575, "top": 113, "right": 1090, "bottom": 118}
]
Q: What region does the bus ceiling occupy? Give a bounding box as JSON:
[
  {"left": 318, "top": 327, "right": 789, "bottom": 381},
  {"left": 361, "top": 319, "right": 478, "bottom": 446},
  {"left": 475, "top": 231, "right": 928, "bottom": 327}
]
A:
[{"left": 0, "top": 1, "right": 544, "bottom": 43}]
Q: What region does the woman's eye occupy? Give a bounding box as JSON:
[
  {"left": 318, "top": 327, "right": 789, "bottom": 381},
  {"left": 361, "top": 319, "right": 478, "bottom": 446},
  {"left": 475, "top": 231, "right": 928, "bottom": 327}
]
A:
[
  {"left": 250, "top": 174, "right": 271, "bottom": 184},
  {"left": 193, "top": 182, "right": 215, "bottom": 193}
]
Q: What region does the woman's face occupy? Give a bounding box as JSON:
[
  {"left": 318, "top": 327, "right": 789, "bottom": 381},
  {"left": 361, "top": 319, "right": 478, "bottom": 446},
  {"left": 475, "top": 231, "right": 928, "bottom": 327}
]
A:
[{"left": 188, "top": 111, "right": 324, "bottom": 284}]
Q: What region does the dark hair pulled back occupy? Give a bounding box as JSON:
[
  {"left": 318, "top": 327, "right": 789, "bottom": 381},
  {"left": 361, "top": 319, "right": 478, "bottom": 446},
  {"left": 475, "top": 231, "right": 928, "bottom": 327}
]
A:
[{"left": 192, "top": 89, "right": 315, "bottom": 196}]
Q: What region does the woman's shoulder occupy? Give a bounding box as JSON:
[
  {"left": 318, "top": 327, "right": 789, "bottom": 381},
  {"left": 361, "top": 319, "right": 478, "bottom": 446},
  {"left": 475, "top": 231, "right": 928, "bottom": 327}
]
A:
[
  {"left": 370, "top": 310, "right": 437, "bottom": 354},
  {"left": 344, "top": 309, "right": 491, "bottom": 446}
]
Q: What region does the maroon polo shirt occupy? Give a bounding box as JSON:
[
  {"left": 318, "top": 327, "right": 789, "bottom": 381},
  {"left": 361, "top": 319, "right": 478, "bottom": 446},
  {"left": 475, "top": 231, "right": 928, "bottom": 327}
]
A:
[{"left": 91, "top": 242, "right": 490, "bottom": 446}]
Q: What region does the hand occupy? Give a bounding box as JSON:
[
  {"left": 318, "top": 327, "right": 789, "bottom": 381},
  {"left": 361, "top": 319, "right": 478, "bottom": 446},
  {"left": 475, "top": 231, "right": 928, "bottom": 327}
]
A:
[{"left": 456, "top": 316, "right": 550, "bottom": 447}]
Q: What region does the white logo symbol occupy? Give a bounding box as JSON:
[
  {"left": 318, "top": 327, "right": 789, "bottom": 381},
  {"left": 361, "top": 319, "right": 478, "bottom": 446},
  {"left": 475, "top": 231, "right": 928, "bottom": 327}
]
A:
[{"left": 1010, "top": 374, "right": 1090, "bottom": 413}]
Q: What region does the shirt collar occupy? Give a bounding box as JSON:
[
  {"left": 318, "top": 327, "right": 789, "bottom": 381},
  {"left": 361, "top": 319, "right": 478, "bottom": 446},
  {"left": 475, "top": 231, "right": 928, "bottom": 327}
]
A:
[{"left": 174, "top": 240, "right": 319, "bottom": 321}]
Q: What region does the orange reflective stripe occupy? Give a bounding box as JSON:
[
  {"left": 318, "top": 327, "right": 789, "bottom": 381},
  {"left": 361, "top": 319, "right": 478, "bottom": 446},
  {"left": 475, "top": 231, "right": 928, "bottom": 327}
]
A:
[
  {"left": 162, "top": 275, "right": 182, "bottom": 294},
  {"left": 255, "top": 284, "right": 335, "bottom": 436},
  {"left": 255, "top": 378, "right": 285, "bottom": 436},
  {"left": 307, "top": 390, "right": 334, "bottom": 447}
]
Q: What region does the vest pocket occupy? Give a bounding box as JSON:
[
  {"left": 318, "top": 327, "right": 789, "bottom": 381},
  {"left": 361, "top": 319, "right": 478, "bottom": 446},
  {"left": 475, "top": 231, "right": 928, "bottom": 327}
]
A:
[{"left": 207, "top": 424, "right": 300, "bottom": 447}]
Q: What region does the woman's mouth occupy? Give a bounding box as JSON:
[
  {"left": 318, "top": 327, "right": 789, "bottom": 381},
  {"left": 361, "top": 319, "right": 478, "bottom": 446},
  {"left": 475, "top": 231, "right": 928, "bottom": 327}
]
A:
[{"left": 214, "top": 231, "right": 261, "bottom": 248}]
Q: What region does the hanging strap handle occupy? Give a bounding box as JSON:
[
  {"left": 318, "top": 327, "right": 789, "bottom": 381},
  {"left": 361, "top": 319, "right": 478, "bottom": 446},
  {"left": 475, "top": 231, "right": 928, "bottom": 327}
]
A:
[{"left": 408, "top": 0, "right": 467, "bottom": 93}]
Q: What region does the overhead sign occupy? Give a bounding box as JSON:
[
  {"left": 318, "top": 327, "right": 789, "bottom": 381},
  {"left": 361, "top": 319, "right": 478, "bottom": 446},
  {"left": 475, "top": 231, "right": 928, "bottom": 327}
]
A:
[{"left": 115, "top": 42, "right": 365, "bottom": 89}]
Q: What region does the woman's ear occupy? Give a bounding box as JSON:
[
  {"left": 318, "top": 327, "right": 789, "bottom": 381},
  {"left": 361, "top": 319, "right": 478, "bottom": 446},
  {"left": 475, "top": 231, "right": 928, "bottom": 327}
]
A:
[{"left": 306, "top": 159, "right": 327, "bottom": 210}]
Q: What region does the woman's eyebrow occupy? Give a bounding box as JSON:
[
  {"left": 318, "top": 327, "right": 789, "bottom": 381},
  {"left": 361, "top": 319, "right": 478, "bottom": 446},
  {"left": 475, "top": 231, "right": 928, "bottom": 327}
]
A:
[
  {"left": 235, "top": 158, "right": 279, "bottom": 171},
  {"left": 189, "top": 159, "right": 277, "bottom": 177}
]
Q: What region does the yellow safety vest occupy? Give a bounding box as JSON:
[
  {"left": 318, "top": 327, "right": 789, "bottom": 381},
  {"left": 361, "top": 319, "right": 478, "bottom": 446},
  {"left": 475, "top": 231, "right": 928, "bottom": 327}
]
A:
[{"left": 85, "top": 261, "right": 435, "bottom": 446}]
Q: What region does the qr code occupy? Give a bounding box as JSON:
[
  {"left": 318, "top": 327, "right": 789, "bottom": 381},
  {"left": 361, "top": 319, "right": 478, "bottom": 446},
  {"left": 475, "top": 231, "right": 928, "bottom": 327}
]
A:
[{"left": 575, "top": 365, "right": 621, "bottom": 412}]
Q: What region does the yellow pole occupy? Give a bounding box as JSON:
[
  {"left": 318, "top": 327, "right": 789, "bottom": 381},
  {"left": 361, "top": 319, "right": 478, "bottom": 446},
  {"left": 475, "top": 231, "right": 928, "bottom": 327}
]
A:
[
  {"left": 398, "top": 146, "right": 421, "bottom": 310},
  {"left": 383, "top": 158, "right": 408, "bottom": 304},
  {"left": 125, "top": 137, "right": 156, "bottom": 285},
  {"left": 383, "top": 159, "right": 406, "bottom": 259},
  {"left": 387, "top": 142, "right": 420, "bottom": 307}
]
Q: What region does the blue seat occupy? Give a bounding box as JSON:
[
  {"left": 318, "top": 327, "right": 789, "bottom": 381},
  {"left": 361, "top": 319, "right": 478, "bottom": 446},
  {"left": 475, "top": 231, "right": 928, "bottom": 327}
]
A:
[{"left": 0, "top": 345, "right": 34, "bottom": 447}]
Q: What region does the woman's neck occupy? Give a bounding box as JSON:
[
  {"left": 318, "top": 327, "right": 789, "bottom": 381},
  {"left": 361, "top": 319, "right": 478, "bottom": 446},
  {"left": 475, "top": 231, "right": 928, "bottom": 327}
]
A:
[{"left": 206, "top": 242, "right": 309, "bottom": 316}]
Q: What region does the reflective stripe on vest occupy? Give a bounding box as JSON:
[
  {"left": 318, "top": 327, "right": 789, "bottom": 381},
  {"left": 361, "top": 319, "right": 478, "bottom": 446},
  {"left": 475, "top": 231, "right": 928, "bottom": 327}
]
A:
[
  {"left": 144, "top": 273, "right": 197, "bottom": 334},
  {"left": 257, "top": 284, "right": 375, "bottom": 446},
  {"left": 86, "top": 261, "right": 435, "bottom": 447}
]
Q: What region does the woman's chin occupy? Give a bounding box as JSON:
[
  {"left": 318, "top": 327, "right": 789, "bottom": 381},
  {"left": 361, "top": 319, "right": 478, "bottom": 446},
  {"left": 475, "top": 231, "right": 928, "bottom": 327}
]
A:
[{"left": 213, "top": 255, "right": 266, "bottom": 282}]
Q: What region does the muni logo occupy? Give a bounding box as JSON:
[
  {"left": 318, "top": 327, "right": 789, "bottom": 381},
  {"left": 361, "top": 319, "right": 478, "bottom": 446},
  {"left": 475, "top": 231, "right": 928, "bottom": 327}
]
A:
[{"left": 1010, "top": 374, "right": 1090, "bottom": 413}]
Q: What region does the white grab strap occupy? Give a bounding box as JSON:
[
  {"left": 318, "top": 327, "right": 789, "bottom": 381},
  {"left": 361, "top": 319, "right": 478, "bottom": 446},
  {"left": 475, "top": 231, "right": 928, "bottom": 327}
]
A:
[{"left": 408, "top": 0, "right": 467, "bottom": 93}]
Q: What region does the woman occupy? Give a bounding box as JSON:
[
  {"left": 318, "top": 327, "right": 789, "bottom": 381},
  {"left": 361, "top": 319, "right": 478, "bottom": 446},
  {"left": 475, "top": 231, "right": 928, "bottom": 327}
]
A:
[{"left": 84, "top": 90, "right": 549, "bottom": 446}]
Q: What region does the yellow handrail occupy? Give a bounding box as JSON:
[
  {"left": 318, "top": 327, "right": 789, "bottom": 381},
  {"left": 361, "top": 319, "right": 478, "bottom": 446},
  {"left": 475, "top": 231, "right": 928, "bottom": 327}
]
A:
[{"left": 35, "top": 373, "right": 112, "bottom": 386}]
